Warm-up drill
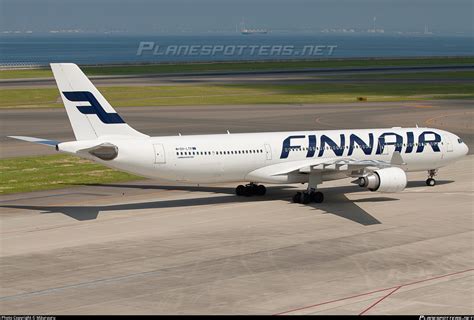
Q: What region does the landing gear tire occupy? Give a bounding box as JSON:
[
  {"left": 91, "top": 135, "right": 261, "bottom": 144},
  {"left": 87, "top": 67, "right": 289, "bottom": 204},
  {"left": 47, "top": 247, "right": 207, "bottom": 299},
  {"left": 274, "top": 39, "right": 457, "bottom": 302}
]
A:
[
  {"left": 243, "top": 186, "right": 253, "bottom": 197},
  {"left": 256, "top": 185, "right": 266, "bottom": 196},
  {"left": 236, "top": 185, "right": 245, "bottom": 196},
  {"left": 302, "top": 192, "right": 311, "bottom": 204},
  {"left": 293, "top": 191, "right": 324, "bottom": 204},
  {"left": 292, "top": 192, "right": 302, "bottom": 203},
  {"left": 235, "top": 184, "right": 266, "bottom": 197},
  {"left": 312, "top": 191, "right": 324, "bottom": 203}
]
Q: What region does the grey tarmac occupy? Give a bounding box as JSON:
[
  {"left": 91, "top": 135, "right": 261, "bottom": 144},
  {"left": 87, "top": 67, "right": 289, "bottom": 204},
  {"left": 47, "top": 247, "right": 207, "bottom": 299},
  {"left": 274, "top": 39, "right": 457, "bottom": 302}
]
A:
[{"left": 0, "top": 156, "right": 472, "bottom": 314}]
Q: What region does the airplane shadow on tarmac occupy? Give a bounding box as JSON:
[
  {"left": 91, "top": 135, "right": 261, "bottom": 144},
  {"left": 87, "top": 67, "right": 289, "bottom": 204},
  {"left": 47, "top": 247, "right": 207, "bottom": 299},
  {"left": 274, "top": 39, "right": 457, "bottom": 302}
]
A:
[{"left": 0, "top": 180, "right": 454, "bottom": 225}]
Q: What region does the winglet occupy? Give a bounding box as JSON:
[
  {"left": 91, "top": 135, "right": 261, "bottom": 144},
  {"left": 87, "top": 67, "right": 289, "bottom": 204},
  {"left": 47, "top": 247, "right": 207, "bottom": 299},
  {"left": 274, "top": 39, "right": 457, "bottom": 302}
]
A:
[{"left": 8, "top": 136, "right": 59, "bottom": 147}]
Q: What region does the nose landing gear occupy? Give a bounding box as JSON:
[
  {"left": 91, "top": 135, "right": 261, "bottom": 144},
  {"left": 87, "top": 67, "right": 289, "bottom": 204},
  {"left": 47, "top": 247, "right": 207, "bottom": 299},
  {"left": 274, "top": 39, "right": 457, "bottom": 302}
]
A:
[{"left": 426, "top": 169, "right": 437, "bottom": 186}]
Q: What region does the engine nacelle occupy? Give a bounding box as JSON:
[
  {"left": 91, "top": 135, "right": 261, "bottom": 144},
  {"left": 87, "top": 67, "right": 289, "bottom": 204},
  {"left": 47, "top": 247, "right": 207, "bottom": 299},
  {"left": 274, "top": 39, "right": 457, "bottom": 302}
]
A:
[{"left": 358, "top": 167, "right": 407, "bottom": 193}]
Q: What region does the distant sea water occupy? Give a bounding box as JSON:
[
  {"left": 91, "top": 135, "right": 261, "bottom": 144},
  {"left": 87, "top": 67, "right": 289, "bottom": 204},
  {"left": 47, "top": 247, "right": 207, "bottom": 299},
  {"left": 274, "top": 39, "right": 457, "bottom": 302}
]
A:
[{"left": 0, "top": 34, "right": 472, "bottom": 67}]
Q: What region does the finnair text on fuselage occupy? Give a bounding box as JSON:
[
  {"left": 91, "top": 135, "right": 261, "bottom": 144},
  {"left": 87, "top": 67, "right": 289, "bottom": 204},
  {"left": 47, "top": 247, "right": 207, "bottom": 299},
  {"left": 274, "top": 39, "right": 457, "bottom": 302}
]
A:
[{"left": 280, "top": 130, "right": 441, "bottom": 159}]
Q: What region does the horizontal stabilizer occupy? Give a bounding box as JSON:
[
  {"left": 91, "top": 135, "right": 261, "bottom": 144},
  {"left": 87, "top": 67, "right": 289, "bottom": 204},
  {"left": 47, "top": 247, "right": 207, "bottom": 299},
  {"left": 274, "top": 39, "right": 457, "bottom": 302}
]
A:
[{"left": 8, "top": 136, "right": 59, "bottom": 147}]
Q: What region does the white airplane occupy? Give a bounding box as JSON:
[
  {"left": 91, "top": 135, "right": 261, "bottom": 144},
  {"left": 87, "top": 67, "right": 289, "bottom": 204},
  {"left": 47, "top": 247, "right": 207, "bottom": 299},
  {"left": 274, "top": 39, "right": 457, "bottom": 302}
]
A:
[{"left": 10, "top": 63, "right": 469, "bottom": 204}]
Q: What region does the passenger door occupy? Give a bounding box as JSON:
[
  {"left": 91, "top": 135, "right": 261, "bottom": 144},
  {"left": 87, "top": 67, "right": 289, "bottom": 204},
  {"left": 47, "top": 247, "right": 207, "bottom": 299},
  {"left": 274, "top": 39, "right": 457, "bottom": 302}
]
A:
[
  {"left": 264, "top": 144, "right": 272, "bottom": 161},
  {"left": 445, "top": 135, "right": 454, "bottom": 152},
  {"left": 153, "top": 143, "right": 166, "bottom": 164}
]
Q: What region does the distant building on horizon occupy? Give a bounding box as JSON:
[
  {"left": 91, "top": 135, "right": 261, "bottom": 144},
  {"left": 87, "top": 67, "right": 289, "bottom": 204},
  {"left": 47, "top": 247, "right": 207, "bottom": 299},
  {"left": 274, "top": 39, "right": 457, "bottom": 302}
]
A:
[{"left": 238, "top": 18, "right": 268, "bottom": 35}]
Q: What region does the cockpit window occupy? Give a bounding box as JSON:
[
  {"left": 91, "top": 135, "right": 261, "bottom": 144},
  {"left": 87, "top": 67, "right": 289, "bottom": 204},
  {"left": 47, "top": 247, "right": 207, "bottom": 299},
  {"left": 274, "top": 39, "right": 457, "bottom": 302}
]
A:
[{"left": 458, "top": 138, "right": 463, "bottom": 144}]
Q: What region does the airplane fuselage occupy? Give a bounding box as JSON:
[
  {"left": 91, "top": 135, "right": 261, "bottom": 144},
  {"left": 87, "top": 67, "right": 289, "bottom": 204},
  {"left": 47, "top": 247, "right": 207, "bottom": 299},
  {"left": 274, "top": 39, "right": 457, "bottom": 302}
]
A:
[{"left": 59, "top": 127, "right": 468, "bottom": 184}]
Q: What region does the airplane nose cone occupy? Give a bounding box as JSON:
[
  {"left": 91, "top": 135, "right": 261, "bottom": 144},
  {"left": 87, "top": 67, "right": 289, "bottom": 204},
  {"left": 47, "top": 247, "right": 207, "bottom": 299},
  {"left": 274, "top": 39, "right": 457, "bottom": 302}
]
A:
[{"left": 464, "top": 143, "right": 469, "bottom": 155}]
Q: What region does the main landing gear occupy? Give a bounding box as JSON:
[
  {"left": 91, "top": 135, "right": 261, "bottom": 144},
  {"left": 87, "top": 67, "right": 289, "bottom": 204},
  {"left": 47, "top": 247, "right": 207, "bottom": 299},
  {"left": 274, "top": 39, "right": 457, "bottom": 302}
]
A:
[
  {"left": 292, "top": 190, "right": 324, "bottom": 204},
  {"left": 235, "top": 183, "right": 266, "bottom": 197},
  {"left": 426, "top": 169, "right": 437, "bottom": 187},
  {"left": 292, "top": 173, "right": 324, "bottom": 204}
]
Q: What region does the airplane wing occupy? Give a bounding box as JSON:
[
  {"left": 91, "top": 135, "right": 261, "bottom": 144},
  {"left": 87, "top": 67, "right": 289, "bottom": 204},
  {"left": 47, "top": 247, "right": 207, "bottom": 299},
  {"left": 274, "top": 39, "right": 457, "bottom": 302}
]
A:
[
  {"left": 246, "top": 152, "right": 406, "bottom": 181},
  {"left": 8, "top": 136, "right": 59, "bottom": 147}
]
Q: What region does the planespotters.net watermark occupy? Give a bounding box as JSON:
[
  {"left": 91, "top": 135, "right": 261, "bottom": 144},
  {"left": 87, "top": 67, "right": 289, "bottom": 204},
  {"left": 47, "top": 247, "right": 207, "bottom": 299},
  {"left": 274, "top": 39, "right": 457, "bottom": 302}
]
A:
[{"left": 136, "top": 42, "right": 338, "bottom": 57}]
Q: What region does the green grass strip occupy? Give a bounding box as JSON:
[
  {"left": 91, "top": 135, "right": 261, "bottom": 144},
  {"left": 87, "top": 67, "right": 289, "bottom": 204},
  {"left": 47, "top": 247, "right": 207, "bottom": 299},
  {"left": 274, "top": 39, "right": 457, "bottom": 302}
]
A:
[{"left": 0, "top": 154, "right": 141, "bottom": 194}]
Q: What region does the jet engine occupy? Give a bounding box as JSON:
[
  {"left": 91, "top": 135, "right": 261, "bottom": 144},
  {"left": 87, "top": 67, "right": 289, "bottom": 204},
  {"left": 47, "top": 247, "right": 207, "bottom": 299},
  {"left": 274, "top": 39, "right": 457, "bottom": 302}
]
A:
[{"left": 358, "top": 167, "right": 407, "bottom": 193}]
